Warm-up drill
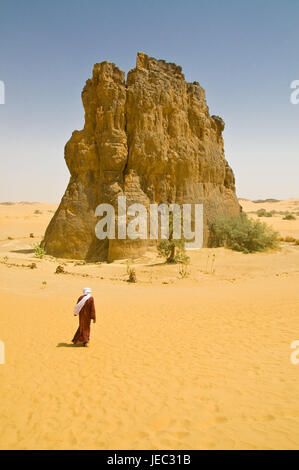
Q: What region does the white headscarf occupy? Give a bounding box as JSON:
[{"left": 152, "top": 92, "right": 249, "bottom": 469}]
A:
[{"left": 73, "top": 287, "right": 92, "bottom": 316}]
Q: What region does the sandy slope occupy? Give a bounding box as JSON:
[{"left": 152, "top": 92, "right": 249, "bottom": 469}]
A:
[
  {"left": 0, "top": 202, "right": 299, "bottom": 450},
  {"left": 0, "top": 202, "right": 57, "bottom": 239},
  {"left": 239, "top": 198, "right": 299, "bottom": 239}
]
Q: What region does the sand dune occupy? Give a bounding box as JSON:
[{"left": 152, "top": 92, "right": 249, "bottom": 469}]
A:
[
  {"left": 0, "top": 201, "right": 299, "bottom": 449},
  {"left": 0, "top": 202, "right": 56, "bottom": 240},
  {"left": 239, "top": 198, "right": 299, "bottom": 239}
]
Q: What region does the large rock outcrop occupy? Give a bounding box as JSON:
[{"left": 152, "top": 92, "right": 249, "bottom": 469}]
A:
[{"left": 43, "top": 52, "right": 240, "bottom": 261}]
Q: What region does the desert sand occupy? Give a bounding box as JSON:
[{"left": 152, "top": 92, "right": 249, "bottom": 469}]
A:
[
  {"left": 0, "top": 200, "right": 299, "bottom": 450},
  {"left": 240, "top": 198, "right": 299, "bottom": 239}
]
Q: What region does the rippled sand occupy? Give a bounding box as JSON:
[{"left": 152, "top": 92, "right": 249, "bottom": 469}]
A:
[{"left": 0, "top": 201, "right": 299, "bottom": 449}]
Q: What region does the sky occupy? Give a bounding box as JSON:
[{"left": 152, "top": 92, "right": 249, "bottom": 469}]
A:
[{"left": 0, "top": 0, "right": 298, "bottom": 202}]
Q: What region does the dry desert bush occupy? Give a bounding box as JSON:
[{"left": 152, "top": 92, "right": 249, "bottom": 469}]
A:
[{"left": 212, "top": 213, "right": 279, "bottom": 253}]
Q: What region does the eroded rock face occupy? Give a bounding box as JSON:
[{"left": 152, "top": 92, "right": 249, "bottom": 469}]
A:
[{"left": 43, "top": 53, "right": 240, "bottom": 261}]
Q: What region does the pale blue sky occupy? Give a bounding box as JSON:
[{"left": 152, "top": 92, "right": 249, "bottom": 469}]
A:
[{"left": 0, "top": 0, "right": 298, "bottom": 202}]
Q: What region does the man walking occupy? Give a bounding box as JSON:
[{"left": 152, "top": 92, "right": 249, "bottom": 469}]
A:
[{"left": 72, "top": 287, "right": 96, "bottom": 346}]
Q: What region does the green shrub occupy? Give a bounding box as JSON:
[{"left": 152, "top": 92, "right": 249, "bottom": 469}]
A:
[
  {"left": 33, "top": 244, "right": 46, "bottom": 259},
  {"left": 157, "top": 213, "right": 190, "bottom": 264},
  {"left": 157, "top": 238, "right": 190, "bottom": 264},
  {"left": 256, "top": 208, "right": 273, "bottom": 217},
  {"left": 284, "top": 236, "right": 296, "bottom": 243},
  {"left": 126, "top": 264, "right": 137, "bottom": 283},
  {"left": 211, "top": 214, "right": 279, "bottom": 253},
  {"left": 178, "top": 263, "right": 190, "bottom": 279}
]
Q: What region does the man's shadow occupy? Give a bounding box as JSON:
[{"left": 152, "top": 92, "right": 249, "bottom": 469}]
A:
[{"left": 56, "top": 342, "right": 85, "bottom": 348}]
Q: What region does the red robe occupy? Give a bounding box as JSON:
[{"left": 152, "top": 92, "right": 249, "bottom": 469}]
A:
[{"left": 72, "top": 295, "right": 96, "bottom": 345}]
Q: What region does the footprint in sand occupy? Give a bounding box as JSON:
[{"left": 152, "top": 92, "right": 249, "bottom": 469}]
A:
[
  {"left": 170, "top": 431, "right": 190, "bottom": 439},
  {"left": 263, "top": 414, "right": 275, "bottom": 422},
  {"left": 216, "top": 415, "right": 228, "bottom": 423}
]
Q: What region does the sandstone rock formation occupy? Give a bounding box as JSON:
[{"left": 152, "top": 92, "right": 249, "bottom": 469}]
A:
[{"left": 43, "top": 52, "right": 240, "bottom": 261}]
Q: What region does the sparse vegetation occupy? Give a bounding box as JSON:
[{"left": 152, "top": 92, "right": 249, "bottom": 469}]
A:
[
  {"left": 29, "top": 263, "right": 37, "bottom": 269},
  {"left": 211, "top": 214, "right": 279, "bottom": 253},
  {"left": 30, "top": 233, "right": 34, "bottom": 238},
  {"left": 33, "top": 244, "right": 46, "bottom": 259},
  {"left": 203, "top": 253, "right": 216, "bottom": 274},
  {"left": 210, "top": 253, "right": 216, "bottom": 274},
  {"left": 55, "top": 265, "right": 65, "bottom": 274},
  {"left": 157, "top": 214, "right": 190, "bottom": 264},
  {"left": 295, "top": 240, "right": 299, "bottom": 246},
  {"left": 252, "top": 210, "right": 297, "bottom": 218},
  {"left": 34, "top": 210, "right": 42, "bottom": 215},
  {"left": 126, "top": 264, "right": 137, "bottom": 283},
  {"left": 284, "top": 236, "right": 296, "bottom": 243},
  {"left": 157, "top": 238, "right": 190, "bottom": 264},
  {"left": 178, "top": 263, "right": 190, "bottom": 279},
  {"left": 256, "top": 208, "right": 273, "bottom": 217},
  {"left": 283, "top": 214, "right": 296, "bottom": 220}
]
